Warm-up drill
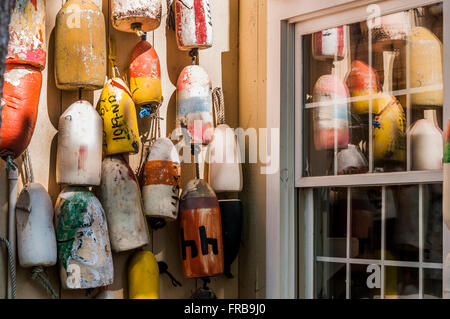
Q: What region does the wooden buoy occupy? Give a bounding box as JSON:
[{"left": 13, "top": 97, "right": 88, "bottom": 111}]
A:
[
  {"left": 112, "top": 0, "right": 162, "bottom": 34},
  {"left": 128, "top": 251, "right": 160, "bottom": 299}
]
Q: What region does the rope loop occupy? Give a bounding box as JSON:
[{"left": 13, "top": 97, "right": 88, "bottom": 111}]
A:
[
  {"left": 31, "top": 266, "right": 59, "bottom": 299},
  {"left": 212, "top": 87, "right": 225, "bottom": 126}
]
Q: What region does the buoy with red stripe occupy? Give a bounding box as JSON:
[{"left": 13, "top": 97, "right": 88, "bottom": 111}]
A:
[
  {"left": 55, "top": 187, "right": 114, "bottom": 290},
  {"left": 129, "top": 40, "right": 162, "bottom": 115},
  {"left": 0, "top": 64, "right": 42, "bottom": 159},
  {"left": 112, "top": 0, "right": 162, "bottom": 35},
  {"left": 179, "top": 179, "right": 224, "bottom": 278},
  {"left": 142, "top": 137, "right": 181, "bottom": 221},
  {"left": 7, "top": 0, "right": 46, "bottom": 69},
  {"left": 177, "top": 65, "right": 214, "bottom": 145},
  {"left": 312, "top": 26, "right": 345, "bottom": 61},
  {"left": 16, "top": 183, "right": 57, "bottom": 268},
  {"left": 56, "top": 100, "right": 103, "bottom": 186},
  {"left": 312, "top": 75, "right": 350, "bottom": 151},
  {"left": 175, "top": 0, "right": 213, "bottom": 50},
  {"left": 99, "top": 156, "right": 149, "bottom": 253}
]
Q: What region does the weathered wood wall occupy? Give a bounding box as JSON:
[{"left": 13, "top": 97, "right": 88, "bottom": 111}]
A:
[{"left": 0, "top": 0, "right": 240, "bottom": 299}]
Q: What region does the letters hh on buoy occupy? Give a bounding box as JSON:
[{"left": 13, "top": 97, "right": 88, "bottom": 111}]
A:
[
  {"left": 55, "top": 187, "right": 114, "bottom": 290},
  {"left": 175, "top": 0, "right": 213, "bottom": 50},
  {"left": 142, "top": 137, "right": 181, "bottom": 221},
  {"left": 208, "top": 124, "right": 243, "bottom": 193},
  {"left": 56, "top": 100, "right": 103, "bottom": 186},
  {"left": 177, "top": 65, "right": 214, "bottom": 145},
  {"left": 312, "top": 75, "right": 349, "bottom": 151},
  {"left": 129, "top": 40, "right": 162, "bottom": 110},
  {"left": 55, "top": 0, "right": 106, "bottom": 90},
  {"left": 7, "top": 0, "right": 46, "bottom": 69},
  {"left": 112, "top": 0, "right": 162, "bottom": 34},
  {"left": 98, "top": 78, "right": 140, "bottom": 155},
  {"left": 0, "top": 64, "right": 42, "bottom": 159},
  {"left": 100, "top": 156, "right": 149, "bottom": 253},
  {"left": 179, "top": 179, "right": 224, "bottom": 278},
  {"left": 16, "top": 183, "right": 57, "bottom": 268},
  {"left": 128, "top": 251, "right": 160, "bottom": 299}
]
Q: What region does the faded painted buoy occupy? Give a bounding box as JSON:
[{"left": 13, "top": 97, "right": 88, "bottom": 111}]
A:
[
  {"left": 312, "top": 75, "right": 349, "bottom": 151},
  {"left": 55, "top": 0, "right": 106, "bottom": 90},
  {"left": 55, "top": 187, "right": 114, "bottom": 290},
  {"left": 179, "top": 179, "right": 224, "bottom": 278},
  {"left": 142, "top": 138, "right": 181, "bottom": 221},
  {"left": 128, "top": 251, "right": 159, "bottom": 299},
  {"left": 208, "top": 124, "right": 243, "bottom": 193},
  {"left": 56, "top": 100, "right": 103, "bottom": 186},
  {"left": 98, "top": 78, "right": 140, "bottom": 155},
  {"left": 16, "top": 183, "right": 57, "bottom": 268},
  {"left": 7, "top": 0, "right": 46, "bottom": 69},
  {"left": 0, "top": 64, "right": 42, "bottom": 159},
  {"left": 312, "top": 26, "right": 345, "bottom": 61},
  {"left": 99, "top": 156, "right": 149, "bottom": 253},
  {"left": 409, "top": 27, "right": 443, "bottom": 107},
  {"left": 129, "top": 40, "right": 162, "bottom": 109},
  {"left": 177, "top": 65, "right": 214, "bottom": 145},
  {"left": 175, "top": 0, "right": 213, "bottom": 50},
  {"left": 112, "top": 0, "right": 162, "bottom": 34}
]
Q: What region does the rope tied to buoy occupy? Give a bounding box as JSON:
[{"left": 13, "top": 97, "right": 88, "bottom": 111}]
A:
[
  {"left": 0, "top": 237, "right": 16, "bottom": 299},
  {"left": 158, "top": 261, "right": 182, "bottom": 287},
  {"left": 4, "top": 155, "right": 17, "bottom": 173},
  {"left": 31, "top": 266, "right": 59, "bottom": 299}
]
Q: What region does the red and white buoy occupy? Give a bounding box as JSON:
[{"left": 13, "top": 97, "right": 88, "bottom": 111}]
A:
[{"left": 312, "top": 26, "right": 345, "bottom": 61}]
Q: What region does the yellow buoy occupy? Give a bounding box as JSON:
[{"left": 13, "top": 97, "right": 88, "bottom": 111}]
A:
[
  {"left": 128, "top": 251, "right": 159, "bottom": 299},
  {"left": 97, "top": 78, "right": 140, "bottom": 155}
]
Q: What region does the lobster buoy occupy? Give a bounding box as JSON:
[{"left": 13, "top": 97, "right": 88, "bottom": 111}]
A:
[
  {"left": 98, "top": 78, "right": 140, "bottom": 155},
  {"left": 129, "top": 40, "right": 162, "bottom": 111},
  {"left": 142, "top": 137, "right": 181, "bottom": 221},
  {"left": 177, "top": 65, "right": 214, "bottom": 145},
  {"left": 409, "top": 110, "right": 443, "bottom": 171},
  {"left": 0, "top": 64, "right": 42, "bottom": 159},
  {"left": 442, "top": 120, "right": 450, "bottom": 230},
  {"left": 409, "top": 27, "right": 443, "bottom": 107},
  {"left": 56, "top": 100, "right": 103, "bottom": 186},
  {"left": 16, "top": 183, "right": 57, "bottom": 268},
  {"left": 208, "top": 124, "right": 243, "bottom": 192},
  {"left": 179, "top": 179, "right": 224, "bottom": 278},
  {"left": 373, "top": 97, "right": 406, "bottom": 164},
  {"left": 175, "top": 0, "right": 213, "bottom": 51},
  {"left": 312, "top": 75, "right": 350, "bottom": 151},
  {"left": 99, "top": 156, "right": 149, "bottom": 253},
  {"left": 55, "top": 0, "right": 106, "bottom": 90},
  {"left": 128, "top": 251, "right": 159, "bottom": 299},
  {"left": 219, "top": 199, "right": 242, "bottom": 278},
  {"left": 312, "top": 26, "right": 345, "bottom": 61},
  {"left": 111, "top": 0, "right": 162, "bottom": 34},
  {"left": 7, "top": 0, "right": 46, "bottom": 69},
  {"left": 55, "top": 187, "right": 114, "bottom": 290},
  {"left": 347, "top": 60, "right": 388, "bottom": 114}
]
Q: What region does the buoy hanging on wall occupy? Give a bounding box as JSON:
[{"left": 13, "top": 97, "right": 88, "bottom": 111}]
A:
[
  {"left": 129, "top": 40, "right": 162, "bottom": 114},
  {"left": 16, "top": 183, "right": 57, "bottom": 268},
  {"left": 219, "top": 199, "right": 242, "bottom": 279},
  {"left": 111, "top": 0, "right": 162, "bottom": 34},
  {"left": 56, "top": 100, "right": 103, "bottom": 186},
  {"left": 177, "top": 65, "right": 214, "bottom": 145},
  {"left": 7, "top": 0, "right": 46, "bottom": 69},
  {"left": 55, "top": 187, "right": 114, "bottom": 290},
  {"left": 98, "top": 78, "right": 140, "bottom": 155},
  {"left": 55, "top": 0, "right": 106, "bottom": 90},
  {"left": 142, "top": 137, "right": 181, "bottom": 221},
  {"left": 208, "top": 124, "right": 243, "bottom": 192},
  {"left": 312, "top": 75, "right": 350, "bottom": 151},
  {"left": 99, "top": 156, "right": 149, "bottom": 253},
  {"left": 175, "top": 0, "right": 213, "bottom": 50},
  {"left": 0, "top": 64, "right": 42, "bottom": 159},
  {"left": 128, "top": 251, "right": 160, "bottom": 299},
  {"left": 312, "top": 26, "right": 345, "bottom": 61},
  {"left": 179, "top": 179, "right": 224, "bottom": 278}
]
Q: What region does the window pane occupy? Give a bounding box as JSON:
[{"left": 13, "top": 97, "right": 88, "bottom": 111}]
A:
[
  {"left": 424, "top": 268, "right": 442, "bottom": 299},
  {"left": 351, "top": 187, "right": 381, "bottom": 259},
  {"left": 423, "top": 184, "right": 442, "bottom": 263},
  {"left": 314, "top": 188, "right": 347, "bottom": 258},
  {"left": 315, "top": 262, "right": 346, "bottom": 299},
  {"left": 384, "top": 267, "right": 419, "bottom": 299}
]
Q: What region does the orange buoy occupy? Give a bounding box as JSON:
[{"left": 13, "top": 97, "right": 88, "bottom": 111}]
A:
[
  {"left": 129, "top": 40, "right": 162, "bottom": 115},
  {"left": 0, "top": 64, "right": 42, "bottom": 159}
]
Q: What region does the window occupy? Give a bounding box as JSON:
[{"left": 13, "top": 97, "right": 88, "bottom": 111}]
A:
[{"left": 295, "top": 1, "right": 445, "bottom": 299}]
